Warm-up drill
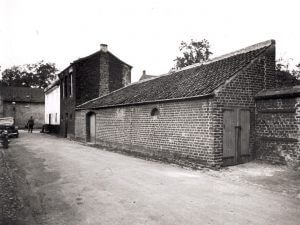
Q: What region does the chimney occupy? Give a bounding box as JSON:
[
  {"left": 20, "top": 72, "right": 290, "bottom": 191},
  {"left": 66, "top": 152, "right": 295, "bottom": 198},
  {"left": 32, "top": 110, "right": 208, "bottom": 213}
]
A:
[
  {"left": 143, "top": 70, "right": 146, "bottom": 75},
  {"left": 100, "top": 44, "right": 108, "bottom": 52}
]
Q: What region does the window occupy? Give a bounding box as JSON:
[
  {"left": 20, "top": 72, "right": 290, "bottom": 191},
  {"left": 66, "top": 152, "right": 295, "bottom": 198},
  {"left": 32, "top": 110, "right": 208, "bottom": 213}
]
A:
[
  {"left": 64, "top": 76, "right": 68, "bottom": 98},
  {"left": 150, "top": 108, "right": 159, "bottom": 119},
  {"left": 62, "top": 80, "right": 65, "bottom": 99},
  {"left": 70, "top": 73, "right": 73, "bottom": 97}
]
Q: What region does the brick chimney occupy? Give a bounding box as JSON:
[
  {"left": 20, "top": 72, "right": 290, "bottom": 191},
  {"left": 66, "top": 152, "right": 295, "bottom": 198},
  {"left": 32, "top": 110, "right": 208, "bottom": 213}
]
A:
[
  {"left": 99, "top": 44, "right": 109, "bottom": 97},
  {"left": 100, "top": 44, "right": 108, "bottom": 52}
]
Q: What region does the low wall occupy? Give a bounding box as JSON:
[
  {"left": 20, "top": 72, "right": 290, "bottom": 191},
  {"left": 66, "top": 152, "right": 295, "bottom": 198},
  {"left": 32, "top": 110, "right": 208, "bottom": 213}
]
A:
[
  {"left": 3, "top": 102, "right": 44, "bottom": 128},
  {"left": 255, "top": 97, "right": 300, "bottom": 168}
]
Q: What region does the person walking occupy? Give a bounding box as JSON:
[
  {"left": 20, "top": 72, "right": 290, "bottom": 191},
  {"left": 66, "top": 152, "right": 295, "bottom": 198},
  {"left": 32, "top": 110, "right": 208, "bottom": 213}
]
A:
[{"left": 27, "top": 116, "right": 34, "bottom": 133}]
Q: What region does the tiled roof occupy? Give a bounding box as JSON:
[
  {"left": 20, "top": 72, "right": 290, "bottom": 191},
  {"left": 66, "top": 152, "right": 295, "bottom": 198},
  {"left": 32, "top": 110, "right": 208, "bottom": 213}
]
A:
[
  {"left": 77, "top": 40, "right": 274, "bottom": 110},
  {"left": 0, "top": 86, "right": 44, "bottom": 103}
]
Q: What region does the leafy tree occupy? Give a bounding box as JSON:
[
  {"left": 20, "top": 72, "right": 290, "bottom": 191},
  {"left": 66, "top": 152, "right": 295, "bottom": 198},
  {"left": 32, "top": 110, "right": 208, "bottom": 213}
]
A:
[
  {"left": 276, "top": 57, "right": 300, "bottom": 80},
  {"left": 173, "top": 39, "right": 212, "bottom": 70},
  {"left": 291, "top": 63, "right": 300, "bottom": 80},
  {"left": 1, "top": 61, "right": 58, "bottom": 89}
]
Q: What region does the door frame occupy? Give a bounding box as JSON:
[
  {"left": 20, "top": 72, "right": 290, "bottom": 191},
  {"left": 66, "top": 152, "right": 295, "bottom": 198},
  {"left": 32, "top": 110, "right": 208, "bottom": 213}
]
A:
[
  {"left": 86, "top": 111, "right": 96, "bottom": 143},
  {"left": 222, "top": 107, "right": 252, "bottom": 166}
]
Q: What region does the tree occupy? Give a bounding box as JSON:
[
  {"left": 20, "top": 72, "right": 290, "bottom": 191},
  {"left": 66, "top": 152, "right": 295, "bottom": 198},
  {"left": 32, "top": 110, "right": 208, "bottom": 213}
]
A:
[
  {"left": 173, "top": 39, "right": 212, "bottom": 70},
  {"left": 1, "top": 61, "right": 58, "bottom": 89},
  {"left": 291, "top": 63, "right": 300, "bottom": 80},
  {"left": 276, "top": 57, "right": 300, "bottom": 80}
]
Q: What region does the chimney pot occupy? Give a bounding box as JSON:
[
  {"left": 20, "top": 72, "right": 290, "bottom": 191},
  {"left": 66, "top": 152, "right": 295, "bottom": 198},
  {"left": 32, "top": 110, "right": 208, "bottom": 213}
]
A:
[
  {"left": 143, "top": 70, "right": 146, "bottom": 75},
  {"left": 100, "top": 44, "right": 108, "bottom": 52}
]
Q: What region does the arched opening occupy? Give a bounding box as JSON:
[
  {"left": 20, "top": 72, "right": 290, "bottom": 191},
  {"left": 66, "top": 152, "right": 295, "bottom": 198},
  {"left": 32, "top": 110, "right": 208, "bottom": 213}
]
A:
[
  {"left": 86, "top": 112, "right": 96, "bottom": 143},
  {"left": 150, "top": 108, "right": 159, "bottom": 119}
]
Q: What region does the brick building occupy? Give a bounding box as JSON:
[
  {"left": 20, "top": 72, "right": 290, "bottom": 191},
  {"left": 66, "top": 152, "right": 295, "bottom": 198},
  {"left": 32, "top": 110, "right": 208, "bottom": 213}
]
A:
[
  {"left": 0, "top": 87, "right": 44, "bottom": 128},
  {"left": 74, "top": 40, "right": 296, "bottom": 168},
  {"left": 59, "top": 44, "right": 132, "bottom": 138}
]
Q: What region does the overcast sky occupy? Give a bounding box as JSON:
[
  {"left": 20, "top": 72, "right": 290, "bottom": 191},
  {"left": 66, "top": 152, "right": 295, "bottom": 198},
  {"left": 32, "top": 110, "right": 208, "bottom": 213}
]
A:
[{"left": 0, "top": 0, "right": 299, "bottom": 82}]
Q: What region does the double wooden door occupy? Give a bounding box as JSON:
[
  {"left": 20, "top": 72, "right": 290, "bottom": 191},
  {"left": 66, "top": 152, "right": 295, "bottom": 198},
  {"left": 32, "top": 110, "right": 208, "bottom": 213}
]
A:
[{"left": 223, "top": 108, "right": 250, "bottom": 166}]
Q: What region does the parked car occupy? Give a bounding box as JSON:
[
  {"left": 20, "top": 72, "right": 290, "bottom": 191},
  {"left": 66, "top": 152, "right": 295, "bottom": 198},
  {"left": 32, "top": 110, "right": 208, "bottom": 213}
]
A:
[{"left": 0, "top": 117, "right": 19, "bottom": 138}]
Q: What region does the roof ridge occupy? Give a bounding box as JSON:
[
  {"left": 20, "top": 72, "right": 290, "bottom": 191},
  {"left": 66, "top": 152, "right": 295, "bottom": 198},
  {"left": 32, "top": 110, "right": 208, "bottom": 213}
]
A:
[
  {"left": 175, "top": 39, "right": 275, "bottom": 72},
  {"left": 77, "top": 39, "right": 275, "bottom": 109}
]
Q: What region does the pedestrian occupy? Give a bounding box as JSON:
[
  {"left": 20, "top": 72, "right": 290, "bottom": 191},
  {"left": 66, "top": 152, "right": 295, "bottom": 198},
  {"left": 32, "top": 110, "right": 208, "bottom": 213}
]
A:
[{"left": 27, "top": 116, "right": 34, "bottom": 133}]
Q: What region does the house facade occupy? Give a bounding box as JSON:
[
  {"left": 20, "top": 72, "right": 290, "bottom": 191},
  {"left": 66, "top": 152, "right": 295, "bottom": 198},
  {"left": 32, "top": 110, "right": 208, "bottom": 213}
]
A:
[
  {"left": 0, "top": 87, "right": 44, "bottom": 128},
  {"left": 74, "top": 40, "right": 294, "bottom": 168},
  {"left": 45, "top": 80, "right": 60, "bottom": 125},
  {"left": 59, "top": 44, "right": 132, "bottom": 138}
]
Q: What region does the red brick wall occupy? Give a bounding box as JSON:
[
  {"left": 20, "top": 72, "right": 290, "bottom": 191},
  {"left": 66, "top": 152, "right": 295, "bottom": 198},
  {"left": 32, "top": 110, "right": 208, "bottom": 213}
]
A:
[
  {"left": 255, "top": 97, "right": 300, "bottom": 168},
  {"left": 76, "top": 98, "right": 217, "bottom": 167}
]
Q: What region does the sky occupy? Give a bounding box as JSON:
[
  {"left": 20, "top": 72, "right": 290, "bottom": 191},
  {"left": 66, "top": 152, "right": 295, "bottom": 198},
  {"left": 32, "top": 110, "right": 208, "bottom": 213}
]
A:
[{"left": 0, "top": 0, "right": 299, "bottom": 82}]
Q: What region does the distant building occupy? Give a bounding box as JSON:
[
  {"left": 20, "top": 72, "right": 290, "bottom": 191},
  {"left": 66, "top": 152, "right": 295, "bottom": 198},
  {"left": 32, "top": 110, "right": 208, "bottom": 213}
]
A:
[
  {"left": 139, "top": 70, "right": 157, "bottom": 81},
  {"left": 59, "top": 44, "right": 132, "bottom": 138},
  {"left": 0, "top": 87, "right": 44, "bottom": 128},
  {"left": 44, "top": 79, "right": 60, "bottom": 126}
]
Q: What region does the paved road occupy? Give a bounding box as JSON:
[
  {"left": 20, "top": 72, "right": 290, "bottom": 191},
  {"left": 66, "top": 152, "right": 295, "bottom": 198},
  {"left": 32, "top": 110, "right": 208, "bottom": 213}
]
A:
[{"left": 1, "top": 132, "right": 300, "bottom": 225}]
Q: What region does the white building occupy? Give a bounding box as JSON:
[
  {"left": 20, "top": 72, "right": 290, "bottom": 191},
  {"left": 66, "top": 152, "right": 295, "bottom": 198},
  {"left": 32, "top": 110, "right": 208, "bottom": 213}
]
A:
[{"left": 44, "top": 80, "right": 60, "bottom": 125}]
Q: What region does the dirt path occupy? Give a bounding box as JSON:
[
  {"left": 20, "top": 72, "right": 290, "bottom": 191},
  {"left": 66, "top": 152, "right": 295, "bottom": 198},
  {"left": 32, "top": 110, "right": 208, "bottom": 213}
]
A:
[{"left": 1, "top": 131, "right": 300, "bottom": 225}]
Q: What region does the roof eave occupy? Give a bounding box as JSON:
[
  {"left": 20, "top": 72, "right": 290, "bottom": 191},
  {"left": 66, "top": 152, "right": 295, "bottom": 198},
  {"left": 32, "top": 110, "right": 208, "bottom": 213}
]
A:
[{"left": 76, "top": 93, "right": 214, "bottom": 110}]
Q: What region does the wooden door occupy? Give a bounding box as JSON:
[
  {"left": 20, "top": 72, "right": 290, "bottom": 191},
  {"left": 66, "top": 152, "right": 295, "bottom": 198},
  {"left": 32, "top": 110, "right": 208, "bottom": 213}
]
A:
[
  {"left": 240, "top": 109, "right": 250, "bottom": 156},
  {"left": 89, "top": 114, "right": 96, "bottom": 143},
  {"left": 223, "top": 109, "right": 237, "bottom": 165},
  {"left": 223, "top": 108, "right": 250, "bottom": 165}
]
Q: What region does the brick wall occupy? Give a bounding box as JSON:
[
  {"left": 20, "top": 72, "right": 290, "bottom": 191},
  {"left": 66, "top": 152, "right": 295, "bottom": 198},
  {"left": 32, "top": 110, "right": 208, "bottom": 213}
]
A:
[
  {"left": 61, "top": 51, "right": 131, "bottom": 138},
  {"left": 3, "top": 102, "right": 44, "bottom": 128},
  {"left": 75, "top": 44, "right": 278, "bottom": 168},
  {"left": 75, "top": 98, "right": 217, "bottom": 167},
  {"left": 76, "top": 53, "right": 100, "bottom": 106},
  {"left": 60, "top": 67, "right": 76, "bottom": 138},
  {"left": 255, "top": 97, "right": 300, "bottom": 168},
  {"left": 99, "top": 52, "right": 110, "bottom": 97},
  {"left": 212, "top": 45, "right": 277, "bottom": 165}
]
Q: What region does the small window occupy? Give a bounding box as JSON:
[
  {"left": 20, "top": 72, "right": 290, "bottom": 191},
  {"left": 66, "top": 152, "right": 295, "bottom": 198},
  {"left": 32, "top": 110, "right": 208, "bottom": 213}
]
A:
[
  {"left": 70, "top": 113, "right": 72, "bottom": 119},
  {"left": 151, "top": 108, "right": 159, "bottom": 118}
]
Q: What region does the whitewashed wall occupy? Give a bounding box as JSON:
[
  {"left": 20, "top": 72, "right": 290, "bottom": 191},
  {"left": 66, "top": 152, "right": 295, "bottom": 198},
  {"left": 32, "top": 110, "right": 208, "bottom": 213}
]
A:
[{"left": 45, "top": 85, "right": 60, "bottom": 125}]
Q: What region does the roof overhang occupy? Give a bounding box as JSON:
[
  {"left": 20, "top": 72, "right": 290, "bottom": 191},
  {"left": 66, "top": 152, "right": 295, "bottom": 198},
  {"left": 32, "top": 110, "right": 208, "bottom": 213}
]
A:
[
  {"left": 255, "top": 85, "right": 300, "bottom": 99},
  {"left": 76, "top": 93, "right": 214, "bottom": 110}
]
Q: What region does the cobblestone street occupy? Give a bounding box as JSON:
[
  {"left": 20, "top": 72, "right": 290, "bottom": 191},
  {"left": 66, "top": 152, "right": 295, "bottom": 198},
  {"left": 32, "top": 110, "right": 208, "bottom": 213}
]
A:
[{"left": 0, "top": 131, "right": 299, "bottom": 225}]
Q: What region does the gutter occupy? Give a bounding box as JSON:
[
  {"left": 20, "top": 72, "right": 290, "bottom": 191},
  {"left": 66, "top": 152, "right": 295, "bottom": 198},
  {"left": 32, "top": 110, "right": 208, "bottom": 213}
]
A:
[{"left": 76, "top": 93, "right": 214, "bottom": 110}]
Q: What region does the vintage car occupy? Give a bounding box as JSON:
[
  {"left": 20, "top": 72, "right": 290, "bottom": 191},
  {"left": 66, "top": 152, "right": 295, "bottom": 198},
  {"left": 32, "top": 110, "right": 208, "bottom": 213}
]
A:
[{"left": 0, "top": 117, "right": 19, "bottom": 138}]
